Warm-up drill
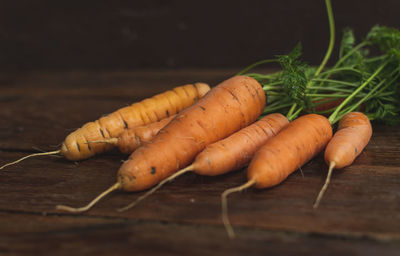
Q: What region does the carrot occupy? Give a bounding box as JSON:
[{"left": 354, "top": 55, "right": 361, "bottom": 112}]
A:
[
  {"left": 62, "top": 83, "right": 210, "bottom": 161},
  {"left": 0, "top": 83, "right": 209, "bottom": 169},
  {"left": 313, "top": 112, "right": 372, "bottom": 208},
  {"left": 117, "top": 113, "right": 289, "bottom": 212},
  {"left": 56, "top": 75, "right": 266, "bottom": 213},
  {"left": 312, "top": 98, "right": 344, "bottom": 114},
  {"left": 221, "top": 114, "right": 333, "bottom": 238},
  {"left": 87, "top": 115, "right": 176, "bottom": 154},
  {"left": 194, "top": 113, "right": 289, "bottom": 176}
]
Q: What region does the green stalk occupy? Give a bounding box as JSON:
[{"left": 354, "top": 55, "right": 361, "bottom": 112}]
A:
[
  {"left": 288, "top": 108, "right": 303, "bottom": 121},
  {"left": 236, "top": 59, "right": 278, "bottom": 76},
  {"left": 264, "top": 92, "right": 286, "bottom": 96},
  {"left": 379, "top": 96, "right": 397, "bottom": 102},
  {"left": 307, "top": 93, "right": 350, "bottom": 97},
  {"left": 319, "top": 67, "right": 363, "bottom": 76},
  {"left": 332, "top": 78, "right": 387, "bottom": 123},
  {"left": 286, "top": 103, "right": 298, "bottom": 118},
  {"left": 365, "top": 55, "right": 387, "bottom": 63},
  {"left": 328, "top": 61, "right": 389, "bottom": 123},
  {"left": 311, "top": 78, "right": 359, "bottom": 87},
  {"left": 330, "top": 42, "right": 368, "bottom": 70},
  {"left": 262, "top": 81, "right": 283, "bottom": 91},
  {"left": 307, "top": 86, "right": 353, "bottom": 93},
  {"left": 245, "top": 73, "right": 280, "bottom": 81},
  {"left": 377, "top": 91, "right": 397, "bottom": 97},
  {"left": 314, "top": 0, "right": 335, "bottom": 77},
  {"left": 263, "top": 102, "right": 293, "bottom": 113},
  {"left": 333, "top": 70, "right": 399, "bottom": 122},
  {"left": 286, "top": 0, "right": 335, "bottom": 119}
]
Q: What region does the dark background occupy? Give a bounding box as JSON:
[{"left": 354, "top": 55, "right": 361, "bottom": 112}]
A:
[{"left": 1, "top": 0, "right": 400, "bottom": 71}]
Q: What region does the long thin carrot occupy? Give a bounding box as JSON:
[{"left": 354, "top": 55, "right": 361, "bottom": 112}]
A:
[
  {"left": 117, "top": 113, "right": 289, "bottom": 212},
  {"left": 63, "top": 83, "right": 210, "bottom": 161},
  {"left": 222, "top": 114, "right": 333, "bottom": 238},
  {"left": 0, "top": 83, "right": 209, "bottom": 169},
  {"left": 313, "top": 112, "right": 372, "bottom": 208},
  {"left": 87, "top": 115, "right": 176, "bottom": 154},
  {"left": 56, "top": 75, "right": 266, "bottom": 212}
]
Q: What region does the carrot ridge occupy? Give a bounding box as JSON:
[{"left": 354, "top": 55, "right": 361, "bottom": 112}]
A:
[{"left": 86, "top": 138, "right": 119, "bottom": 145}]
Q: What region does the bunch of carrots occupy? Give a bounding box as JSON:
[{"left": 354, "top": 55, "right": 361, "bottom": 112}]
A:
[{"left": 2, "top": 0, "right": 399, "bottom": 239}]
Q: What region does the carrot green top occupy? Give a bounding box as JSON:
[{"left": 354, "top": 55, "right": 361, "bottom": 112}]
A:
[{"left": 238, "top": 0, "right": 400, "bottom": 125}]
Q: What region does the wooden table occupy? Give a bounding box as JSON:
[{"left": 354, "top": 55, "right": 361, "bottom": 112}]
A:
[{"left": 1, "top": 70, "right": 399, "bottom": 255}]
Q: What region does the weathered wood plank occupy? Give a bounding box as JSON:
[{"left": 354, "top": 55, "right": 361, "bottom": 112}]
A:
[
  {"left": 0, "top": 133, "right": 399, "bottom": 241},
  {"left": 0, "top": 97, "right": 141, "bottom": 150},
  {"left": 1, "top": 212, "right": 400, "bottom": 256},
  {"left": 1, "top": 70, "right": 400, "bottom": 255},
  {"left": 0, "top": 70, "right": 235, "bottom": 150}
]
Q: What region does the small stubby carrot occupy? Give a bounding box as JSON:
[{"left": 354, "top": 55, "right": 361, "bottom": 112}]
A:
[
  {"left": 221, "top": 114, "right": 333, "bottom": 238},
  {"left": 313, "top": 112, "right": 372, "bottom": 208},
  {"left": 56, "top": 75, "right": 266, "bottom": 213},
  {"left": 0, "top": 83, "right": 210, "bottom": 169},
  {"left": 87, "top": 115, "right": 176, "bottom": 154},
  {"left": 118, "top": 113, "right": 289, "bottom": 212}
]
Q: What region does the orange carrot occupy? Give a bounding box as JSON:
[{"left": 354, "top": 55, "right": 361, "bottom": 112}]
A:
[
  {"left": 62, "top": 83, "right": 209, "bottom": 161},
  {"left": 118, "top": 113, "right": 289, "bottom": 212},
  {"left": 56, "top": 75, "right": 266, "bottom": 213},
  {"left": 222, "top": 114, "right": 333, "bottom": 238},
  {"left": 194, "top": 113, "right": 289, "bottom": 176},
  {"left": 247, "top": 114, "right": 332, "bottom": 188},
  {"left": 313, "top": 112, "right": 372, "bottom": 208},
  {"left": 87, "top": 115, "right": 176, "bottom": 154},
  {"left": 0, "top": 83, "right": 209, "bottom": 169},
  {"left": 118, "top": 76, "right": 266, "bottom": 192}
]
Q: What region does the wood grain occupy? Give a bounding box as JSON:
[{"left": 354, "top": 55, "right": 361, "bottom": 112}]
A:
[{"left": 0, "top": 70, "right": 399, "bottom": 255}]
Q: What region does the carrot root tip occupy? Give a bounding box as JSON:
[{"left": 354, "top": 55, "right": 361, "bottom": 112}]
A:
[
  {"left": 56, "top": 182, "right": 121, "bottom": 213},
  {"left": 221, "top": 179, "right": 255, "bottom": 239},
  {"left": 117, "top": 165, "right": 194, "bottom": 212},
  {"left": 313, "top": 161, "right": 336, "bottom": 209},
  {"left": 0, "top": 150, "right": 61, "bottom": 170}
]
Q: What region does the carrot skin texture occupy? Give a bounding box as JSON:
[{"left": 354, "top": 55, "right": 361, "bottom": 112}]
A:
[
  {"left": 117, "top": 115, "right": 175, "bottom": 154},
  {"left": 324, "top": 112, "right": 372, "bottom": 169},
  {"left": 118, "top": 76, "right": 266, "bottom": 192},
  {"left": 61, "top": 83, "right": 210, "bottom": 161},
  {"left": 194, "top": 113, "right": 289, "bottom": 176},
  {"left": 247, "top": 114, "right": 333, "bottom": 189}
]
